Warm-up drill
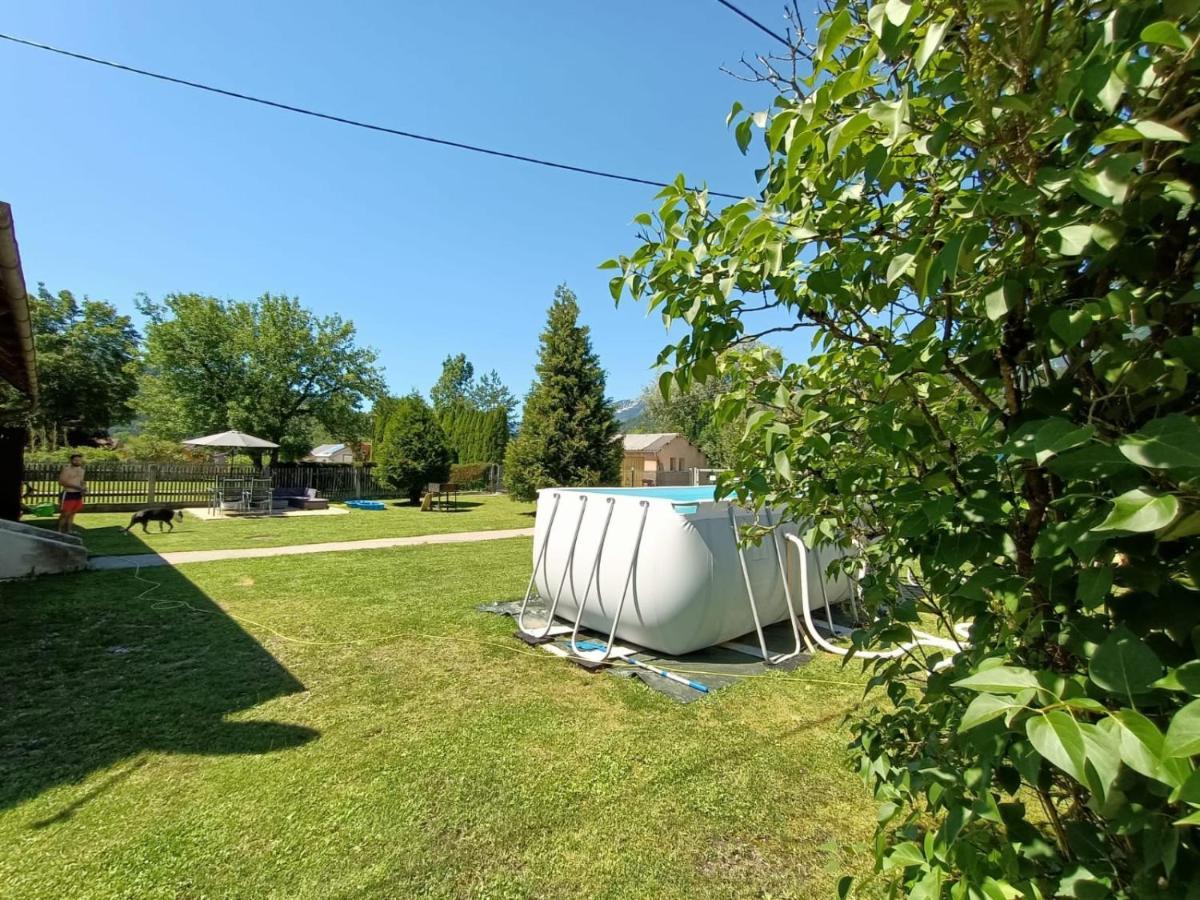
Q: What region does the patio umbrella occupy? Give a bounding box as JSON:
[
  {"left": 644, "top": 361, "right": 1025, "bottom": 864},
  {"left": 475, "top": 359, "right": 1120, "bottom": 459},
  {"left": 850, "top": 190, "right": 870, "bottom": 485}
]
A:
[{"left": 182, "top": 430, "right": 280, "bottom": 449}]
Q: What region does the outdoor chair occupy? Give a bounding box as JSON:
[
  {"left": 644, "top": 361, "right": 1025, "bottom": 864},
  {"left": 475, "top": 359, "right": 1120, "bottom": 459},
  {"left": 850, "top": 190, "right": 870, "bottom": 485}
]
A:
[
  {"left": 244, "top": 478, "right": 274, "bottom": 515},
  {"left": 215, "top": 478, "right": 247, "bottom": 513}
]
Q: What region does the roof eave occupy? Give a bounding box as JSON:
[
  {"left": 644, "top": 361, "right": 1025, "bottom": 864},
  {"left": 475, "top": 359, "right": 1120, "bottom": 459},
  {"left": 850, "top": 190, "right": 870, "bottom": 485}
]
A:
[{"left": 0, "top": 202, "right": 37, "bottom": 399}]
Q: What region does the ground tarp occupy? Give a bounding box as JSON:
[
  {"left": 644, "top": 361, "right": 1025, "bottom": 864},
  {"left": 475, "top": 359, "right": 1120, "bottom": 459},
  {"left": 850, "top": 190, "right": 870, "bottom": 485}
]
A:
[{"left": 477, "top": 599, "right": 818, "bottom": 703}]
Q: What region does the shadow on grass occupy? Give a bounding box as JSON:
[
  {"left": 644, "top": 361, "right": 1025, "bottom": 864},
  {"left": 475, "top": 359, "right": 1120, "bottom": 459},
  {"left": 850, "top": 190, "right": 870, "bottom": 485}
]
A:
[
  {"left": 0, "top": 536, "right": 317, "bottom": 816},
  {"left": 20, "top": 516, "right": 154, "bottom": 557},
  {"left": 385, "top": 500, "right": 486, "bottom": 512}
]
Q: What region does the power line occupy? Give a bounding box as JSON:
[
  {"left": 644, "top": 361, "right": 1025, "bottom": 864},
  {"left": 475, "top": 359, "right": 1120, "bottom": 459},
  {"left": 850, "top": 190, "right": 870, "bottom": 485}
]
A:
[
  {"left": 713, "top": 0, "right": 791, "bottom": 48},
  {"left": 0, "top": 32, "right": 746, "bottom": 201}
]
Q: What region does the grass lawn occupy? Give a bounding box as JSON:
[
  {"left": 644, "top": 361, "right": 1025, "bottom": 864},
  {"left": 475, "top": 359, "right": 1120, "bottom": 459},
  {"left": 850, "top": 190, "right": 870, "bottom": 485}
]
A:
[
  {"left": 0, "top": 537, "right": 877, "bottom": 899},
  {"left": 18, "top": 493, "right": 534, "bottom": 557}
]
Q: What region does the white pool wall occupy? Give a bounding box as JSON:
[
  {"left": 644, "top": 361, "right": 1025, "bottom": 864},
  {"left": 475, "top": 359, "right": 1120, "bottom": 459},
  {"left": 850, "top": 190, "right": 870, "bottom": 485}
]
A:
[{"left": 531, "top": 486, "right": 853, "bottom": 655}]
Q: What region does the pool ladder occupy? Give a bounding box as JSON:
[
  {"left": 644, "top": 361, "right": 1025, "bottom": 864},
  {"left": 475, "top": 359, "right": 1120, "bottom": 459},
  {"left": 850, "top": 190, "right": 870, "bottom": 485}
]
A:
[
  {"left": 516, "top": 493, "right": 651, "bottom": 663},
  {"left": 727, "top": 505, "right": 810, "bottom": 664}
]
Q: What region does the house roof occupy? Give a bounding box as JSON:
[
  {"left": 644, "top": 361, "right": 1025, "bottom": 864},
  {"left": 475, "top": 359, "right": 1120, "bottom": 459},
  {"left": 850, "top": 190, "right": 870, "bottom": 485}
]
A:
[
  {"left": 0, "top": 202, "right": 37, "bottom": 398},
  {"left": 620, "top": 433, "right": 682, "bottom": 454},
  {"left": 310, "top": 443, "right": 348, "bottom": 457}
]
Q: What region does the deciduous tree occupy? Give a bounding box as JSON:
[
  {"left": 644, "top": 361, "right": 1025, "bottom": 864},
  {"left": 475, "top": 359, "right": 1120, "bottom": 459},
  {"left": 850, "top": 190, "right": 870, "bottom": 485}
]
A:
[
  {"left": 137, "top": 292, "right": 384, "bottom": 462},
  {"left": 609, "top": 1, "right": 1200, "bottom": 894}
]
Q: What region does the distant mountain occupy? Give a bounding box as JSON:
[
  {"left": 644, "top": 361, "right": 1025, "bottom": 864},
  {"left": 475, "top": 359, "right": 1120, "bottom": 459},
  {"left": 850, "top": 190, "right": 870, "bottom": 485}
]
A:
[{"left": 613, "top": 398, "right": 646, "bottom": 425}]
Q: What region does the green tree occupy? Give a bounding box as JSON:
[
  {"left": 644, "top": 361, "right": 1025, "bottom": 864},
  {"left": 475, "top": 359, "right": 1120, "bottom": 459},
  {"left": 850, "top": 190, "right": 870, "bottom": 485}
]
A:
[
  {"left": 137, "top": 293, "right": 384, "bottom": 462},
  {"left": 440, "top": 401, "right": 509, "bottom": 463},
  {"left": 1, "top": 285, "right": 140, "bottom": 447},
  {"left": 429, "top": 353, "right": 474, "bottom": 413},
  {"left": 609, "top": 1, "right": 1200, "bottom": 895},
  {"left": 636, "top": 353, "right": 762, "bottom": 466},
  {"left": 504, "top": 285, "right": 621, "bottom": 500},
  {"left": 469, "top": 369, "right": 518, "bottom": 418},
  {"left": 374, "top": 393, "right": 451, "bottom": 503}
]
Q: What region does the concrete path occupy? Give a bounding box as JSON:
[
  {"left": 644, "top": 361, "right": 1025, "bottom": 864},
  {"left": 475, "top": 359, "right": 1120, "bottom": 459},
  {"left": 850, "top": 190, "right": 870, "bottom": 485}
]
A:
[{"left": 87, "top": 527, "right": 535, "bottom": 571}]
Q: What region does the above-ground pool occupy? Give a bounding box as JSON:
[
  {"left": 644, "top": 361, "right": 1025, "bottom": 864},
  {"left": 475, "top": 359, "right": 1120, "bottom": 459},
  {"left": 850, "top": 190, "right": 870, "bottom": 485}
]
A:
[{"left": 528, "top": 485, "right": 852, "bottom": 656}]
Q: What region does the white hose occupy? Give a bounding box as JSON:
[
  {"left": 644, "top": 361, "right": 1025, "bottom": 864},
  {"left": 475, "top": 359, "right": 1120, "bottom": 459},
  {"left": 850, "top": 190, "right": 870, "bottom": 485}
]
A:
[{"left": 785, "top": 533, "right": 969, "bottom": 670}]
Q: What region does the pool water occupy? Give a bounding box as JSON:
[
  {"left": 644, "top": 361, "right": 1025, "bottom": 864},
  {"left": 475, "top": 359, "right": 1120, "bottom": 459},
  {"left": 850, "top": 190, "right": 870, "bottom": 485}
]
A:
[{"left": 564, "top": 485, "right": 719, "bottom": 502}]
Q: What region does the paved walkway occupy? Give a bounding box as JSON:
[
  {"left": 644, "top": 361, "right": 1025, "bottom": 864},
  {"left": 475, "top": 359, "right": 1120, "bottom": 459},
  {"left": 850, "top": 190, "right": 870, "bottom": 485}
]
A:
[{"left": 88, "top": 527, "right": 535, "bottom": 571}]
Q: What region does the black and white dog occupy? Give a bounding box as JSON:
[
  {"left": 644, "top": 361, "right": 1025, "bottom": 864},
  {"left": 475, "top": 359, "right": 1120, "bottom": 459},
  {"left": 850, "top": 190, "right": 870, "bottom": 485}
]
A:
[{"left": 124, "top": 507, "right": 185, "bottom": 533}]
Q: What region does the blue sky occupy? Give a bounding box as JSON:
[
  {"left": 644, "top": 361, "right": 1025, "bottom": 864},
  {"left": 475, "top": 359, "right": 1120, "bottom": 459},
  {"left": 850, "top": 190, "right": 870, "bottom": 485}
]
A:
[{"left": 1, "top": 0, "right": 798, "bottom": 403}]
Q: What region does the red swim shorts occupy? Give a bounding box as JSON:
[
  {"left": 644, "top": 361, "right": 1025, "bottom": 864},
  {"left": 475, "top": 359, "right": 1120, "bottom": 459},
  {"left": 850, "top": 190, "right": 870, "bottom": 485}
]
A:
[{"left": 60, "top": 497, "right": 85, "bottom": 514}]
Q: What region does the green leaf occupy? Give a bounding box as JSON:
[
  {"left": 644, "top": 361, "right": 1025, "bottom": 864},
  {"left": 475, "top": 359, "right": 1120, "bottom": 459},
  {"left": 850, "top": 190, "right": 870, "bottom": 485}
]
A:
[
  {"left": 1076, "top": 567, "right": 1113, "bottom": 607},
  {"left": 828, "top": 111, "right": 874, "bottom": 158},
  {"left": 1046, "top": 443, "right": 1138, "bottom": 479},
  {"left": 1108, "top": 710, "right": 1189, "bottom": 788},
  {"left": 1174, "top": 809, "right": 1200, "bottom": 826},
  {"left": 1156, "top": 662, "right": 1200, "bottom": 696},
  {"left": 1004, "top": 418, "right": 1095, "bottom": 465},
  {"left": 1130, "top": 119, "right": 1190, "bottom": 142},
  {"left": 883, "top": 840, "right": 925, "bottom": 869},
  {"left": 1093, "top": 489, "right": 1180, "bottom": 533},
  {"left": 1164, "top": 700, "right": 1200, "bottom": 758},
  {"left": 819, "top": 10, "right": 854, "bottom": 68},
  {"left": 1027, "top": 711, "right": 1088, "bottom": 784},
  {"left": 774, "top": 450, "right": 793, "bottom": 483},
  {"left": 915, "top": 17, "right": 953, "bottom": 72},
  {"left": 1093, "top": 124, "right": 1143, "bottom": 145},
  {"left": 985, "top": 280, "right": 1020, "bottom": 320},
  {"left": 1161, "top": 511, "right": 1200, "bottom": 542},
  {"left": 1050, "top": 307, "right": 1093, "bottom": 346},
  {"left": 886, "top": 253, "right": 915, "bottom": 286},
  {"left": 1119, "top": 416, "right": 1200, "bottom": 469},
  {"left": 1174, "top": 768, "right": 1200, "bottom": 804},
  {"left": 955, "top": 666, "right": 1040, "bottom": 694},
  {"left": 961, "top": 692, "right": 1020, "bottom": 731},
  {"left": 885, "top": 0, "right": 912, "bottom": 27},
  {"left": 1048, "top": 224, "right": 1093, "bottom": 256},
  {"left": 735, "top": 118, "right": 754, "bottom": 154},
  {"left": 1089, "top": 626, "right": 1162, "bottom": 699},
  {"left": 658, "top": 370, "right": 674, "bottom": 401},
  {"left": 1141, "top": 20, "right": 1193, "bottom": 51}
]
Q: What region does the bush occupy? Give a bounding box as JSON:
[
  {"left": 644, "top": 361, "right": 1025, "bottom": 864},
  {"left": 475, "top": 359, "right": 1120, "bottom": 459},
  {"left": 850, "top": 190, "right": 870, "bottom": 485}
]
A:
[
  {"left": 373, "top": 394, "right": 451, "bottom": 503},
  {"left": 612, "top": 1, "right": 1200, "bottom": 894},
  {"left": 116, "top": 434, "right": 192, "bottom": 463},
  {"left": 449, "top": 462, "right": 492, "bottom": 490},
  {"left": 24, "top": 445, "right": 124, "bottom": 465}
]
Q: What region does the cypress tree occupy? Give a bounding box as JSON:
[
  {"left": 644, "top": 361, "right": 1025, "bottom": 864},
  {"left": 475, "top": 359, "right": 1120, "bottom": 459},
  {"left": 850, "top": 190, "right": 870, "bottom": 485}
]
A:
[{"left": 504, "top": 285, "right": 621, "bottom": 501}]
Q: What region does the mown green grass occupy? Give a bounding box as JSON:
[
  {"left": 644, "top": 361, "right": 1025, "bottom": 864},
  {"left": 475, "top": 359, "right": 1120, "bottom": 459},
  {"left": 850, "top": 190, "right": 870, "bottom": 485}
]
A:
[
  {"left": 0, "top": 537, "right": 878, "bottom": 898},
  {"left": 19, "top": 493, "right": 534, "bottom": 556}
]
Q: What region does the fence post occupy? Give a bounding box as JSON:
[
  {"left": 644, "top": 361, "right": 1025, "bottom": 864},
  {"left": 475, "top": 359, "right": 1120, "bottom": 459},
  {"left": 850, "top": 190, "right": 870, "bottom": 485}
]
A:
[{"left": 147, "top": 464, "right": 158, "bottom": 505}]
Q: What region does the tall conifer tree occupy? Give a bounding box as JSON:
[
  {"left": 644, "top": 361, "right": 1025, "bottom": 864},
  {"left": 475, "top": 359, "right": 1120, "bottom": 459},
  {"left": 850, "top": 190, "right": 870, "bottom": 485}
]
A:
[{"left": 504, "top": 285, "right": 621, "bottom": 500}]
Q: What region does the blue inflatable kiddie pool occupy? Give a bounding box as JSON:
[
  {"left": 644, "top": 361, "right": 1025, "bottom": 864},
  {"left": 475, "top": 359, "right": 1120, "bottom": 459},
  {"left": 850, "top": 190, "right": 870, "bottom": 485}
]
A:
[{"left": 346, "top": 499, "right": 386, "bottom": 511}]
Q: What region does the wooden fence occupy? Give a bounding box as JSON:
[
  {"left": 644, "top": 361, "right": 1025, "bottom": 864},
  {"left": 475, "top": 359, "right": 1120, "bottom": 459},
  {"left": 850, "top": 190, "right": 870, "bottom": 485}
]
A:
[{"left": 22, "top": 462, "right": 386, "bottom": 511}]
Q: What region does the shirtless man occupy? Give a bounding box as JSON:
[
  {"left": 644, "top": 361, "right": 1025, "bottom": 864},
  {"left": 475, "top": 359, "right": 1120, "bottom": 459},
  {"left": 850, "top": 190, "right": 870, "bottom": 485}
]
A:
[{"left": 57, "top": 453, "right": 87, "bottom": 534}]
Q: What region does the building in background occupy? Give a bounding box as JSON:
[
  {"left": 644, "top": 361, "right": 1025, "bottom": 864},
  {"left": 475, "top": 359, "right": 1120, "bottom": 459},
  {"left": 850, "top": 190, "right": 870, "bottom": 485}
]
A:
[
  {"left": 618, "top": 432, "right": 708, "bottom": 487},
  {"left": 305, "top": 442, "right": 356, "bottom": 465}
]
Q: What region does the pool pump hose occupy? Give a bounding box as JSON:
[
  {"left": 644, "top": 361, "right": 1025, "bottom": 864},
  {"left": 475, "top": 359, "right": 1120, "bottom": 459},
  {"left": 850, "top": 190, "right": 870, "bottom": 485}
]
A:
[{"left": 784, "top": 533, "right": 969, "bottom": 671}]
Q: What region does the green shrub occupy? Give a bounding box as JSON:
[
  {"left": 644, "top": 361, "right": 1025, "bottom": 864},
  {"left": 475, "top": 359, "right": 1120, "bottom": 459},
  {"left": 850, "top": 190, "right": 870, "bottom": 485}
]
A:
[
  {"left": 373, "top": 394, "right": 451, "bottom": 503},
  {"left": 611, "top": 1, "right": 1200, "bottom": 894},
  {"left": 24, "top": 445, "right": 124, "bottom": 465},
  {"left": 449, "top": 462, "right": 492, "bottom": 490}
]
